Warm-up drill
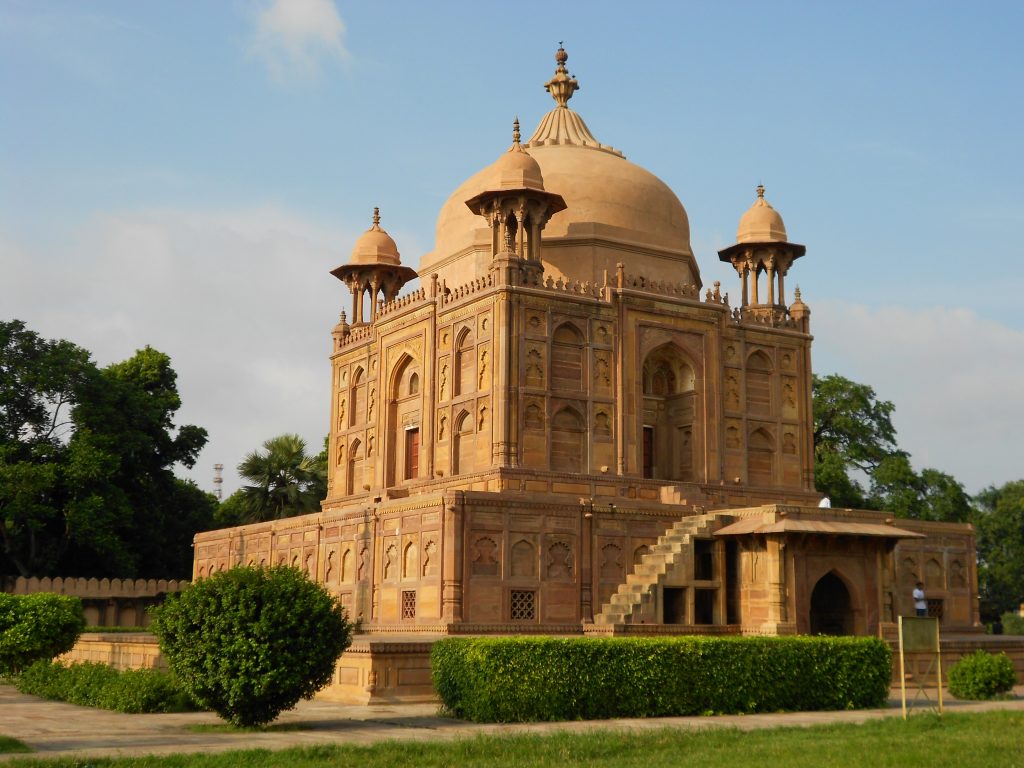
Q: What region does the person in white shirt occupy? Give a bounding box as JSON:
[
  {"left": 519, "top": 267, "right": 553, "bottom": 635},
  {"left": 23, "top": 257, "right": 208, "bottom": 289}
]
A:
[{"left": 913, "top": 582, "right": 927, "bottom": 617}]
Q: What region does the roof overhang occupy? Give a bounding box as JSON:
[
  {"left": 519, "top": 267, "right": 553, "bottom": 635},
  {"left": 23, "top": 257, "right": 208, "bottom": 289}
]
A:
[{"left": 713, "top": 518, "right": 925, "bottom": 539}]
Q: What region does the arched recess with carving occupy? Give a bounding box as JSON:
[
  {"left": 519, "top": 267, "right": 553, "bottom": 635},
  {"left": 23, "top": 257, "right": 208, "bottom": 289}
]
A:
[
  {"left": 551, "top": 322, "right": 585, "bottom": 391},
  {"left": 453, "top": 410, "right": 476, "bottom": 475},
  {"left": 510, "top": 539, "right": 536, "bottom": 578},
  {"left": 385, "top": 353, "right": 421, "bottom": 487},
  {"left": 747, "top": 427, "right": 775, "bottom": 485},
  {"left": 550, "top": 406, "right": 586, "bottom": 473},
  {"left": 745, "top": 350, "right": 774, "bottom": 417},
  {"left": 350, "top": 367, "right": 366, "bottom": 427},
  {"left": 454, "top": 327, "right": 476, "bottom": 397},
  {"left": 641, "top": 343, "right": 699, "bottom": 481},
  {"left": 347, "top": 438, "right": 363, "bottom": 495}
]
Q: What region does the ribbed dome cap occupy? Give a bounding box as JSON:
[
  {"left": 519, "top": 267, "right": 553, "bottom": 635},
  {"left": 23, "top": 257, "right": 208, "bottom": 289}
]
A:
[
  {"left": 350, "top": 208, "right": 401, "bottom": 266},
  {"left": 737, "top": 185, "right": 788, "bottom": 244}
]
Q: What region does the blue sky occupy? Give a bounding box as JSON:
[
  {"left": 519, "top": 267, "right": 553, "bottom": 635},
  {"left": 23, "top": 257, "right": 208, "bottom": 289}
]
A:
[{"left": 2, "top": 0, "right": 1022, "bottom": 496}]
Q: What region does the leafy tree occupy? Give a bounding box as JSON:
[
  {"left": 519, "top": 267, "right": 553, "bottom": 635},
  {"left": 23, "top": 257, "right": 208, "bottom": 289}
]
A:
[
  {"left": 1, "top": 321, "right": 212, "bottom": 578},
  {"left": 866, "top": 455, "right": 972, "bottom": 523},
  {"left": 235, "top": 434, "right": 327, "bottom": 523},
  {"left": 812, "top": 373, "right": 972, "bottom": 522},
  {"left": 1, "top": 321, "right": 106, "bottom": 575},
  {"left": 812, "top": 374, "right": 901, "bottom": 507},
  {"left": 0, "top": 593, "right": 85, "bottom": 675},
  {"left": 67, "top": 347, "right": 213, "bottom": 576},
  {"left": 151, "top": 565, "right": 352, "bottom": 727},
  {"left": 213, "top": 489, "right": 249, "bottom": 529},
  {"left": 972, "top": 480, "right": 1024, "bottom": 620}
]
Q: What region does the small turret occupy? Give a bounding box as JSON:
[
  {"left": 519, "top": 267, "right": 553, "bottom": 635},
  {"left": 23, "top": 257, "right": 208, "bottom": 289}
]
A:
[
  {"left": 718, "top": 185, "right": 806, "bottom": 324},
  {"left": 330, "top": 208, "right": 418, "bottom": 325}
]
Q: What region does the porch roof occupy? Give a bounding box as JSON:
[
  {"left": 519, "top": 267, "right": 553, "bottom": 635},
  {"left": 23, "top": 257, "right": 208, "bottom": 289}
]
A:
[{"left": 713, "top": 517, "right": 926, "bottom": 539}]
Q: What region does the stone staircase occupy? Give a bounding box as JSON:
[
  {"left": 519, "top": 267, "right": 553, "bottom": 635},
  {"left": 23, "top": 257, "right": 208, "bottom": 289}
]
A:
[{"left": 593, "top": 512, "right": 720, "bottom": 626}]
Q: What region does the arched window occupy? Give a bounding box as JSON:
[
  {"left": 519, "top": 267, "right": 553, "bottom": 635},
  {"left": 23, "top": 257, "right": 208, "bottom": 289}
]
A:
[
  {"left": 551, "top": 323, "right": 584, "bottom": 391},
  {"left": 408, "top": 372, "right": 419, "bottom": 395},
  {"left": 550, "top": 407, "right": 586, "bottom": 473}
]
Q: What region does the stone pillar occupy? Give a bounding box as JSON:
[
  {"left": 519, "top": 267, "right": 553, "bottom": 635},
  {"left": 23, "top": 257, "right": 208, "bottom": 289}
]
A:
[
  {"left": 441, "top": 492, "right": 465, "bottom": 623},
  {"left": 580, "top": 503, "right": 594, "bottom": 623}
]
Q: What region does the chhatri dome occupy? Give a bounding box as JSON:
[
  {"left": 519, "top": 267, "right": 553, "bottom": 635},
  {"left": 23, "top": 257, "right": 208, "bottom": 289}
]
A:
[
  {"left": 349, "top": 207, "right": 401, "bottom": 266},
  {"left": 422, "top": 46, "right": 700, "bottom": 288},
  {"left": 736, "top": 184, "right": 788, "bottom": 244}
]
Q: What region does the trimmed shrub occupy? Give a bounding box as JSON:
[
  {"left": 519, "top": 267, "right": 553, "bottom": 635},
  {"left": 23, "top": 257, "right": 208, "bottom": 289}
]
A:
[
  {"left": 947, "top": 651, "right": 1017, "bottom": 700},
  {"left": 432, "top": 635, "right": 892, "bottom": 722},
  {"left": 0, "top": 593, "right": 85, "bottom": 675},
  {"left": 150, "top": 565, "right": 352, "bottom": 727},
  {"left": 14, "top": 659, "right": 196, "bottom": 713},
  {"left": 1001, "top": 612, "right": 1024, "bottom": 636}
]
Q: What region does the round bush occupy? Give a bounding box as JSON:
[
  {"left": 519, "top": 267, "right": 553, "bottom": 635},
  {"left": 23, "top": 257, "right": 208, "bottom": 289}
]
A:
[
  {"left": 150, "top": 565, "right": 352, "bottom": 727},
  {"left": 0, "top": 593, "right": 85, "bottom": 675},
  {"left": 947, "top": 650, "right": 1017, "bottom": 700}
]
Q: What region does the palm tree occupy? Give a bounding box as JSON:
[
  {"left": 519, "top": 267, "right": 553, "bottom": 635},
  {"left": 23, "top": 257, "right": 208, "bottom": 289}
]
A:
[{"left": 236, "top": 434, "right": 326, "bottom": 522}]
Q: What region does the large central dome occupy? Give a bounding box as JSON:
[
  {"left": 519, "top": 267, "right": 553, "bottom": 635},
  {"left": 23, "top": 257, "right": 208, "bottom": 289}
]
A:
[{"left": 419, "top": 48, "right": 700, "bottom": 289}]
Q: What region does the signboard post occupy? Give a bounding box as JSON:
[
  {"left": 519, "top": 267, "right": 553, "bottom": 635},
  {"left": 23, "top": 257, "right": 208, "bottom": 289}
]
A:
[{"left": 898, "top": 615, "right": 943, "bottom": 719}]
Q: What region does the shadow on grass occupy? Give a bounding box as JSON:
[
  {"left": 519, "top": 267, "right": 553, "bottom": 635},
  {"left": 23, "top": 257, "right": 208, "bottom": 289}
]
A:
[{"left": 0, "top": 736, "right": 32, "bottom": 754}]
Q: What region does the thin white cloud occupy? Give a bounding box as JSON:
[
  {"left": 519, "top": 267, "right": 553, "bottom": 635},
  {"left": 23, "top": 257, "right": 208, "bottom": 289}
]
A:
[
  {"left": 249, "top": 0, "right": 349, "bottom": 83},
  {"left": 1, "top": 206, "right": 356, "bottom": 497},
  {"left": 812, "top": 300, "right": 1024, "bottom": 493}
]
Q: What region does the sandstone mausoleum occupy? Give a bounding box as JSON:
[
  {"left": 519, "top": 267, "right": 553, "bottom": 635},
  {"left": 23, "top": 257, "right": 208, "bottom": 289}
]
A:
[{"left": 193, "top": 47, "right": 981, "bottom": 703}]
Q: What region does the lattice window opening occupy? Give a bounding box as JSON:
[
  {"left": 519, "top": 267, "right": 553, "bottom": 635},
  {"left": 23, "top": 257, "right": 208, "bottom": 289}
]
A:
[
  {"left": 402, "top": 590, "right": 417, "bottom": 620},
  {"left": 510, "top": 590, "right": 536, "bottom": 621}
]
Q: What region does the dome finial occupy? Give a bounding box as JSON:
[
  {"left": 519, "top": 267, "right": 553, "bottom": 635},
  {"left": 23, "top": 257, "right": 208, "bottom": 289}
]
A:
[
  {"left": 545, "top": 43, "right": 579, "bottom": 108},
  {"left": 513, "top": 117, "right": 521, "bottom": 145},
  {"left": 372, "top": 207, "right": 381, "bottom": 229},
  {"left": 756, "top": 184, "right": 765, "bottom": 200}
]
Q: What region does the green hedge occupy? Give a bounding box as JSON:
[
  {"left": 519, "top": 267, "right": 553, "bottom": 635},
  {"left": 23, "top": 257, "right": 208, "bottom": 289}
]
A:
[
  {"left": 948, "top": 651, "right": 1017, "bottom": 700},
  {"left": 432, "top": 636, "right": 892, "bottom": 722},
  {"left": 1001, "top": 612, "right": 1024, "bottom": 636},
  {"left": 150, "top": 566, "right": 352, "bottom": 727},
  {"left": 0, "top": 593, "right": 85, "bottom": 675},
  {"left": 14, "top": 659, "right": 198, "bottom": 713}
]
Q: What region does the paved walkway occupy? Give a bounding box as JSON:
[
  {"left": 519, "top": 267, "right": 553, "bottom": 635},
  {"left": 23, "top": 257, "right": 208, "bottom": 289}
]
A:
[{"left": 2, "top": 684, "right": 1023, "bottom": 763}]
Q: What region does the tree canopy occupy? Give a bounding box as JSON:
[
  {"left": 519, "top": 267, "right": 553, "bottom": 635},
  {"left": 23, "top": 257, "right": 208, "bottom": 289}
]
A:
[
  {"left": 0, "top": 320, "right": 215, "bottom": 578},
  {"left": 972, "top": 480, "right": 1024, "bottom": 619},
  {"left": 812, "top": 373, "right": 971, "bottom": 523},
  {"left": 228, "top": 433, "right": 327, "bottom": 524}
]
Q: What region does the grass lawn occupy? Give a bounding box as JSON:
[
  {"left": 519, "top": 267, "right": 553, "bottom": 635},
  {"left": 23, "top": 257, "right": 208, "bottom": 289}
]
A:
[
  {"left": 2, "top": 711, "right": 1024, "bottom": 767},
  {"left": 0, "top": 735, "right": 32, "bottom": 754}
]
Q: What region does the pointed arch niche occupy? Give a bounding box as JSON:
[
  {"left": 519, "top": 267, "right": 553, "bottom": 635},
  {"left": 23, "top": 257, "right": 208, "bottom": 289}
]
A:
[
  {"left": 641, "top": 344, "right": 698, "bottom": 481},
  {"left": 550, "top": 407, "right": 586, "bottom": 473},
  {"left": 386, "top": 354, "right": 421, "bottom": 486}
]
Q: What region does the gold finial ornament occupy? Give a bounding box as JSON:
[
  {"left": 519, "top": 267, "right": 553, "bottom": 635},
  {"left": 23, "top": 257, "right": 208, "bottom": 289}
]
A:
[
  {"left": 545, "top": 44, "right": 579, "bottom": 108},
  {"left": 513, "top": 117, "right": 521, "bottom": 145},
  {"left": 756, "top": 184, "right": 765, "bottom": 200},
  {"left": 372, "top": 207, "right": 381, "bottom": 228}
]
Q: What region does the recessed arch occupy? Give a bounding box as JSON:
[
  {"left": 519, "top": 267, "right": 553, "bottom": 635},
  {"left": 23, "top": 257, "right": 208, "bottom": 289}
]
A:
[
  {"left": 641, "top": 343, "right": 698, "bottom": 481},
  {"left": 809, "top": 571, "right": 854, "bottom": 635},
  {"left": 747, "top": 427, "right": 775, "bottom": 486},
  {"left": 550, "top": 406, "right": 586, "bottom": 473},
  {"left": 551, "top": 322, "right": 585, "bottom": 391},
  {"left": 455, "top": 327, "right": 476, "bottom": 396},
  {"left": 453, "top": 409, "right": 476, "bottom": 475}
]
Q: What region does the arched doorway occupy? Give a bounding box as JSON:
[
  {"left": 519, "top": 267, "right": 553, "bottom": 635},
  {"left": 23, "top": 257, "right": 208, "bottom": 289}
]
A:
[{"left": 809, "top": 572, "right": 853, "bottom": 635}]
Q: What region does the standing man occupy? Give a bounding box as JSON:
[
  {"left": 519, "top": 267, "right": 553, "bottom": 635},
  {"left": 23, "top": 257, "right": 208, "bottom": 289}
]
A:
[{"left": 913, "top": 581, "right": 927, "bottom": 617}]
